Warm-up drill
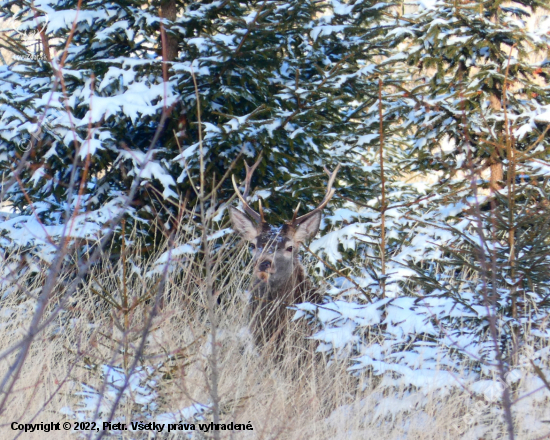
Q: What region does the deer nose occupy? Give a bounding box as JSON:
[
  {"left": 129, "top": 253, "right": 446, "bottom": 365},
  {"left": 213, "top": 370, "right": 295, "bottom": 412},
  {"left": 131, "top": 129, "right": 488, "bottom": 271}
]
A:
[{"left": 258, "top": 260, "right": 271, "bottom": 272}]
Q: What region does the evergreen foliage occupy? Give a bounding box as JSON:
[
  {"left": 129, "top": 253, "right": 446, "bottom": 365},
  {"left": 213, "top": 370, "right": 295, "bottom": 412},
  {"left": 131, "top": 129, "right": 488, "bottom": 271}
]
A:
[
  {"left": 394, "top": 0, "right": 550, "bottom": 184},
  {"left": 0, "top": 0, "right": 399, "bottom": 250},
  {"left": 295, "top": 0, "right": 550, "bottom": 433}
]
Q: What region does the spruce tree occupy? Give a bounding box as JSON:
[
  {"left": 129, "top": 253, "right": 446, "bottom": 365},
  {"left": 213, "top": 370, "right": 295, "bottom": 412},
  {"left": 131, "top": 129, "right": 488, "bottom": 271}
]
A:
[
  {"left": 393, "top": 0, "right": 550, "bottom": 189},
  {"left": 389, "top": 0, "right": 550, "bottom": 333},
  {"left": 0, "top": 0, "right": 396, "bottom": 250},
  {"left": 297, "top": 1, "right": 550, "bottom": 427}
]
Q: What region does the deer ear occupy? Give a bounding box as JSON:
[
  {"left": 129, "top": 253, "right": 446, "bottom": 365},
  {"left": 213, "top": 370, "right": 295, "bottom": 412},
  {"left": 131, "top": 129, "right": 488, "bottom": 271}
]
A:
[
  {"left": 229, "top": 208, "right": 258, "bottom": 242},
  {"left": 294, "top": 211, "right": 322, "bottom": 244}
]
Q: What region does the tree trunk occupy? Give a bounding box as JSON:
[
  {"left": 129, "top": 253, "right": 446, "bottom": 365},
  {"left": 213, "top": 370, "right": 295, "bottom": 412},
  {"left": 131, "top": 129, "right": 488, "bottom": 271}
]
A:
[
  {"left": 488, "top": 93, "right": 503, "bottom": 191},
  {"left": 160, "top": 0, "right": 179, "bottom": 63}
]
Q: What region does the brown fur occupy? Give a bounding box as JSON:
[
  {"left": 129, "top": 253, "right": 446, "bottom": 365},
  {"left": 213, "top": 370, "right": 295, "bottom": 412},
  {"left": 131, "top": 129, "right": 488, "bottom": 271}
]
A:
[
  {"left": 229, "top": 208, "right": 323, "bottom": 352},
  {"left": 249, "top": 260, "right": 322, "bottom": 349}
]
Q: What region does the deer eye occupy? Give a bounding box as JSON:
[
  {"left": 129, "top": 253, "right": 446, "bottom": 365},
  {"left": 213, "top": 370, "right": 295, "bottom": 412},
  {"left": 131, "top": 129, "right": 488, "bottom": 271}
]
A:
[
  {"left": 286, "top": 246, "right": 293, "bottom": 252},
  {"left": 250, "top": 243, "right": 256, "bottom": 250}
]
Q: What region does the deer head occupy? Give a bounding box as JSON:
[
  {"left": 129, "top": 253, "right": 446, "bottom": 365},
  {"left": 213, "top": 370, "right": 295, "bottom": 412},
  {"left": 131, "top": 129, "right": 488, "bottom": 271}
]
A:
[{"left": 229, "top": 158, "right": 340, "bottom": 294}]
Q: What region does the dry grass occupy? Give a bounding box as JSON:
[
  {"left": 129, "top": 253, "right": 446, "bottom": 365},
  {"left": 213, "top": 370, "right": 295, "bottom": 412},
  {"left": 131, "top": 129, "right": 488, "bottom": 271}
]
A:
[{"left": 0, "top": 232, "right": 548, "bottom": 440}]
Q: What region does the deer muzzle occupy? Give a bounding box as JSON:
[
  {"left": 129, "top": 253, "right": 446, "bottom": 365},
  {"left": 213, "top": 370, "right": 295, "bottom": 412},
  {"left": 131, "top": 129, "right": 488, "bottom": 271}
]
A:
[
  {"left": 258, "top": 260, "right": 271, "bottom": 272},
  {"left": 255, "top": 259, "right": 275, "bottom": 282}
]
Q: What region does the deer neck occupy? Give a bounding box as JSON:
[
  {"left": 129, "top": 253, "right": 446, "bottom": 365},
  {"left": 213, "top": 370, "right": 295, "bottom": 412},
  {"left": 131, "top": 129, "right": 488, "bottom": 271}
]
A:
[{"left": 252, "top": 263, "right": 312, "bottom": 306}]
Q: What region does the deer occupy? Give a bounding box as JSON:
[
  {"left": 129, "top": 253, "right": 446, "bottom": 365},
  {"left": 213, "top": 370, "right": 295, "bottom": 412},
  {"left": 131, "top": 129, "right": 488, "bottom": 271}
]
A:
[{"left": 229, "top": 157, "right": 340, "bottom": 353}]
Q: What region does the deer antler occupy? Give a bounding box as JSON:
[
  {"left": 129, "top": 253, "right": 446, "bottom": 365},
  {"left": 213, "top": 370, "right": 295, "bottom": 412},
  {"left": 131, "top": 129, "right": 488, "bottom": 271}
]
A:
[
  {"left": 232, "top": 155, "right": 265, "bottom": 224},
  {"left": 291, "top": 164, "right": 340, "bottom": 226},
  {"left": 290, "top": 202, "right": 301, "bottom": 223}
]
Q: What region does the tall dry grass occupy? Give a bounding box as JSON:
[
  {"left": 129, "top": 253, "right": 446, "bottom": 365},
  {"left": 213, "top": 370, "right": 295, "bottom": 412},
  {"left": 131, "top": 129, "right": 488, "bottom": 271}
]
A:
[{"left": 0, "top": 224, "right": 548, "bottom": 440}]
